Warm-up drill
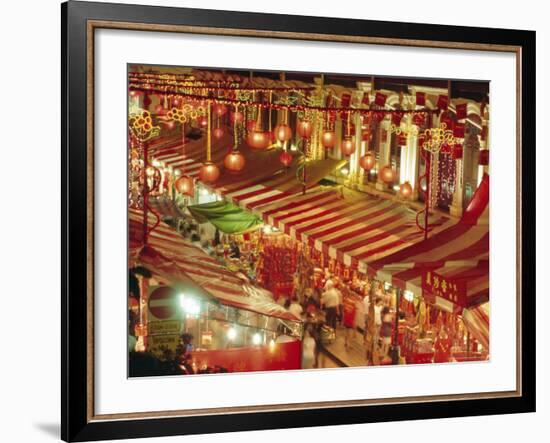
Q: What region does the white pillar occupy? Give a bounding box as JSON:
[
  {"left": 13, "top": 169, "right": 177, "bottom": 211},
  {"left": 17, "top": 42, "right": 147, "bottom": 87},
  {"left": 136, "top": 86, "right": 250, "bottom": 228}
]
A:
[
  {"left": 376, "top": 118, "right": 392, "bottom": 191},
  {"left": 349, "top": 112, "right": 362, "bottom": 184}
]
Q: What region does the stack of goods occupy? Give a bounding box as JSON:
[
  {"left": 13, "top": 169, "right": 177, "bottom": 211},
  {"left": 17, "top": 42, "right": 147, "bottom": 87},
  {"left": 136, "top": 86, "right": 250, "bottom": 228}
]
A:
[
  {"left": 256, "top": 243, "right": 298, "bottom": 298},
  {"left": 402, "top": 325, "right": 435, "bottom": 364}
]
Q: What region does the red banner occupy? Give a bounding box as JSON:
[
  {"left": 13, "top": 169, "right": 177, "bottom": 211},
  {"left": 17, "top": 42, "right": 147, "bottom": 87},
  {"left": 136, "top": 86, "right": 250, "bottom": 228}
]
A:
[
  {"left": 374, "top": 92, "right": 387, "bottom": 106},
  {"left": 391, "top": 113, "right": 402, "bottom": 126},
  {"left": 422, "top": 270, "right": 467, "bottom": 309},
  {"left": 416, "top": 91, "right": 426, "bottom": 106},
  {"left": 340, "top": 93, "right": 351, "bottom": 108},
  {"left": 437, "top": 94, "right": 449, "bottom": 110},
  {"left": 453, "top": 122, "right": 465, "bottom": 138},
  {"left": 456, "top": 103, "right": 467, "bottom": 120},
  {"left": 190, "top": 341, "right": 302, "bottom": 373}
]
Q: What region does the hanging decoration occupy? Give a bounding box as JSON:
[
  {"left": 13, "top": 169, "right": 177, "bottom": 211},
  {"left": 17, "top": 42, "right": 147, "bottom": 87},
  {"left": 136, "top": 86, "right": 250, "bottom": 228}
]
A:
[
  {"left": 213, "top": 127, "right": 225, "bottom": 139},
  {"left": 478, "top": 149, "right": 489, "bottom": 166},
  {"left": 359, "top": 152, "right": 376, "bottom": 171},
  {"left": 230, "top": 110, "right": 245, "bottom": 124},
  {"left": 223, "top": 105, "right": 246, "bottom": 173},
  {"left": 399, "top": 181, "right": 413, "bottom": 198},
  {"left": 279, "top": 150, "right": 293, "bottom": 167},
  {"left": 321, "top": 130, "right": 336, "bottom": 149},
  {"left": 274, "top": 123, "right": 292, "bottom": 143},
  {"left": 380, "top": 165, "right": 397, "bottom": 184},
  {"left": 452, "top": 144, "right": 463, "bottom": 160},
  {"left": 175, "top": 175, "right": 194, "bottom": 196},
  {"left": 340, "top": 111, "right": 356, "bottom": 156},
  {"left": 199, "top": 102, "right": 221, "bottom": 183},
  {"left": 247, "top": 104, "right": 271, "bottom": 150},
  {"left": 297, "top": 119, "right": 313, "bottom": 139},
  {"left": 129, "top": 110, "right": 160, "bottom": 141},
  {"left": 224, "top": 151, "right": 246, "bottom": 172},
  {"left": 341, "top": 136, "right": 355, "bottom": 156}
]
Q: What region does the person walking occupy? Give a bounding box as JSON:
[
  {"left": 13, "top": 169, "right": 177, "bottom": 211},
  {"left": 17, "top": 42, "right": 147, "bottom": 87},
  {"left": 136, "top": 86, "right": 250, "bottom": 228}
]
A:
[
  {"left": 321, "top": 280, "right": 341, "bottom": 331},
  {"left": 302, "top": 326, "right": 317, "bottom": 369}
]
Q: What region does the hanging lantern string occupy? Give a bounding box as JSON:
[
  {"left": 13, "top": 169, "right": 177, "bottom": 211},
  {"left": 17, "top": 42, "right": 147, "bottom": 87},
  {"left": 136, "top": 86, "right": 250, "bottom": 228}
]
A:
[
  {"left": 128, "top": 78, "right": 316, "bottom": 92},
  {"left": 347, "top": 110, "right": 351, "bottom": 137},
  {"left": 181, "top": 121, "right": 186, "bottom": 175},
  {"left": 233, "top": 104, "right": 239, "bottom": 150},
  {"left": 206, "top": 101, "right": 212, "bottom": 162},
  {"left": 268, "top": 91, "right": 273, "bottom": 131},
  {"left": 128, "top": 87, "right": 438, "bottom": 116}
]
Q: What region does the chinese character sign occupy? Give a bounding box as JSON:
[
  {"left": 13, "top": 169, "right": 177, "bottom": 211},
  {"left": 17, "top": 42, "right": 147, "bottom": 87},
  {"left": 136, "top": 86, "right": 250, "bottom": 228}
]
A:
[{"left": 422, "top": 270, "right": 467, "bottom": 309}]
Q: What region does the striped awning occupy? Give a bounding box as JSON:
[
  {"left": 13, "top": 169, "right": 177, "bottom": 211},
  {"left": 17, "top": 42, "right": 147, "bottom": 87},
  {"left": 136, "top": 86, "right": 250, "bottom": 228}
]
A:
[
  {"left": 241, "top": 187, "right": 454, "bottom": 273},
  {"left": 152, "top": 133, "right": 344, "bottom": 191},
  {"left": 462, "top": 302, "right": 489, "bottom": 349},
  {"left": 151, "top": 134, "right": 472, "bottom": 282},
  {"left": 369, "top": 222, "right": 488, "bottom": 310},
  {"left": 129, "top": 208, "right": 299, "bottom": 322}
]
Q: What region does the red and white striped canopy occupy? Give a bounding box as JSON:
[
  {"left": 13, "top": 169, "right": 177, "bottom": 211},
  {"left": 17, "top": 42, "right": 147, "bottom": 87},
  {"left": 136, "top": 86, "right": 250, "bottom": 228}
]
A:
[
  {"left": 242, "top": 187, "right": 454, "bottom": 273},
  {"left": 150, "top": 134, "right": 454, "bottom": 276},
  {"left": 129, "top": 208, "right": 299, "bottom": 322},
  {"left": 369, "top": 222, "right": 489, "bottom": 309},
  {"left": 462, "top": 302, "right": 489, "bottom": 350}
]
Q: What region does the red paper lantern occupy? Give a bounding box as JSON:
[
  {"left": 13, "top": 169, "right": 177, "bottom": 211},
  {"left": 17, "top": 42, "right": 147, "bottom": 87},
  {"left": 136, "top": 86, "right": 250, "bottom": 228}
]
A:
[
  {"left": 175, "top": 175, "right": 194, "bottom": 196},
  {"left": 199, "top": 162, "right": 221, "bottom": 183},
  {"left": 213, "top": 127, "right": 225, "bottom": 139},
  {"left": 297, "top": 120, "right": 313, "bottom": 139},
  {"left": 273, "top": 124, "right": 293, "bottom": 142},
  {"left": 279, "top": 150, "right": 293, "bottom": 167},
  {"left": 246, "top": 131, "right": 270, "bottom": 150},
  {"left": 452, "top": 144, "right": 463, "bottom": 159},
  {"left": 154, "top": 104, "right": 165, "bottom": 115},
  {"left": 129, "top": 90, "right": 140, "bottom": 97},
  {"left": 223, "top": 151, "right": 246, "bottom": 172},
  {"left": 399, "top": 182, "right": 413, "bottom": 198},
  {"left": 197, "top": 115, "right": 208, "bottom": 128},
  {"left": 380, "top": 165, "right": 397, "bottom": 184},
  {"left": 213, "top": 103, "right": 228, "bottom": 116},
  {"left": 359, "top": 152, "right": 376, "bottom": 171},
  {"left": 341, "top": 136, "right": 356, "bottom": 156},
  {"left": 230, "top": 111, "right": 244, "bottom": 124},
  {"left": 321, "top": 131, "right": 336, "bottom": 149},
  {"left": 478, "top": 149, "right": 489, "bottom": 166}
]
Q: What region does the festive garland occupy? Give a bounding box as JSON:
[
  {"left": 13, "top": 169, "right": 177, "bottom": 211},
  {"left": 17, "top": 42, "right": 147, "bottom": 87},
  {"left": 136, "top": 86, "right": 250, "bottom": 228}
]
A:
[{"left": 128, "top": 87, "right": 439, "bottom": 116}]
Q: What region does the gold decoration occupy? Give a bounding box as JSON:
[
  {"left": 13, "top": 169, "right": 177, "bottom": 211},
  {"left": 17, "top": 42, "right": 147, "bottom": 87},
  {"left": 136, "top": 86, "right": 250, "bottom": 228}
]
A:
[
  {"left": 164, "top": 103, "right": 207, "bottom": 124},
  {"left": 129, "top": 110, "right": 160, "bottom": 141},
  {"left": 422, "top": 123, "right": 456, "bottom": 154}
]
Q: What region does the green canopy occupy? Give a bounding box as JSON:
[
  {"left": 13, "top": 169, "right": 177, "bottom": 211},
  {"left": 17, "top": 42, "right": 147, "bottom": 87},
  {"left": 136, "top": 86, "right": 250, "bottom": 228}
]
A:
[{"left": 187, "top": 200, "right": 262, "bottom": 234}]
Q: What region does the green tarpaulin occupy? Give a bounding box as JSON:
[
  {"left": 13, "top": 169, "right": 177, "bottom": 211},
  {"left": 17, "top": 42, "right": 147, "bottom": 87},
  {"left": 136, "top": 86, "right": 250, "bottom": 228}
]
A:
[{"left": 187, "top": 201, "right": 262, "bottom": 234}]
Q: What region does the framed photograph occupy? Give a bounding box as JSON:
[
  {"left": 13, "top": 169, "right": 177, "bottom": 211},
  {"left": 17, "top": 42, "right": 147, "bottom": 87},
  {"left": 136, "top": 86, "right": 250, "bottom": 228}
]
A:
[{"left": 62, "top": 1, "right": 535, "bottom": 441}]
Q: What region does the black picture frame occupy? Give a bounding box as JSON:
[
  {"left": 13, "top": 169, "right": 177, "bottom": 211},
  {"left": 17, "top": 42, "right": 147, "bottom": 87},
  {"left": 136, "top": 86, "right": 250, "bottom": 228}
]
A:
[{"left": 62, "top": 1, "right": 536, "bottom": 441}]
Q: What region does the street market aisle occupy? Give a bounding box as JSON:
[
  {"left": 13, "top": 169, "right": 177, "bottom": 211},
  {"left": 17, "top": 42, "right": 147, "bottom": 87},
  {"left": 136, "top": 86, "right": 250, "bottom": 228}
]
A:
[{"left": 322, "top": 327, "right": 368, "bottom": 367}]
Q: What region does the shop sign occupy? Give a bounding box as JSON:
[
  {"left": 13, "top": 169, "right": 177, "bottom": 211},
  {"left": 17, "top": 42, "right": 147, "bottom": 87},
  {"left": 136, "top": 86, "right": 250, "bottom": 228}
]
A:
[
  {"left": 148, "top": 320, "right": 181, "bottom": 335},
  {"left": 422, "top": 270, "right": 467, "bottom": 309},
  {"left": 148, "top": 285, "right": 179, "bottom": 320}
]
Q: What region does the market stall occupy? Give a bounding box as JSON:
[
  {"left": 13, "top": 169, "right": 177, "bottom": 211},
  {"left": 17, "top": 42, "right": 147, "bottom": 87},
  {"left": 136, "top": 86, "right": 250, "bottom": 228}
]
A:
[{"left": 129, "top": 209, "right": 303, "bottom": 373}]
